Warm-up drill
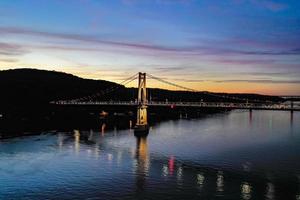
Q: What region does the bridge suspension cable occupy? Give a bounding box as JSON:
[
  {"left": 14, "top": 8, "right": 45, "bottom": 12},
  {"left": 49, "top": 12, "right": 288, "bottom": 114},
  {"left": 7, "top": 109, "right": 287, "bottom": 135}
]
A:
[
  {"left": 147, "top": 73, "right": 265, "bottom": 103},
  {"left": 147, "top": 73, "right": 197, "bottom": 92},
  {"left": 68, "top": 73, "right": 138, "bottom": 102}
]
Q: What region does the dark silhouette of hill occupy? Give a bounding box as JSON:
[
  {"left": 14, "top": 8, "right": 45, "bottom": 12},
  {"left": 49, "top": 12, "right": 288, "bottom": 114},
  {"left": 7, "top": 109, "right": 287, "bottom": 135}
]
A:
[{"left": 0, "top": 68, "right": 121, "bottom": 108}]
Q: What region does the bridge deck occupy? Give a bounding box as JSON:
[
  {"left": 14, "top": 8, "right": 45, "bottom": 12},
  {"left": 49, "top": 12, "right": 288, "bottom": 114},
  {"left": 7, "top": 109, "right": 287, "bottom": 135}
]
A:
[{"left": 52, "top": 101, "right": 300, "bottom": 111}]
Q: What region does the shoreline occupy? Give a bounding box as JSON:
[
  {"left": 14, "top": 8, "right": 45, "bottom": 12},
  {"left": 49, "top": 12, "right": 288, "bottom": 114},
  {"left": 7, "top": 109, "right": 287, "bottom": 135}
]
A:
[{"left": 0, "top": 105, "right": 231, "bottom": 139}]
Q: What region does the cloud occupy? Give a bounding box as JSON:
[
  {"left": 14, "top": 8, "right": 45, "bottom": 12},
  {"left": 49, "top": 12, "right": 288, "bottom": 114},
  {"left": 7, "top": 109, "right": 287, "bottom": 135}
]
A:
[
  {"left": 168, "top": 78, "right": 206, "bottom": 82},
  {"left": 0, "top": 26, "right": 187, "bottom": 52},
  {"left": 0, "top": 58, "right": 18, "bottom": 63},
  {"left": 0, "top": 42, "right": 28, "bottom": 58},
  {"left": 246, "top": 72, "right": 300, "bottom": 76},
  {"left": 149, "top": 77, "right": 300, "bottom": 84},
  {"left": 191, "top": 34, "right": 300, "bottom": 55},
  {"left": 1, "top": 26, "right": 300, "bottom": 61},
  {"left": 153, "top": 66, "right": 187, "bottom": 72},
  {"left": 214, "top": 79, "right": 300, "bottom": 84},
  {"left": 187, "top": 47, "right": 300, "bottom": 56},
  {"left": 216, "top": 58, "right": 275, "bottom": 65},
  {"left": 227, "top": 37, "right": 300, "bottom": 51}
]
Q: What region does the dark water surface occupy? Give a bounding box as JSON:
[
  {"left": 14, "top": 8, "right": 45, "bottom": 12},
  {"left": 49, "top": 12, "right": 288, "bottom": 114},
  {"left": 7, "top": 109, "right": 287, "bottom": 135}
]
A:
[{"left": 0, "top": 110, "right": 299, "bottom": 200}]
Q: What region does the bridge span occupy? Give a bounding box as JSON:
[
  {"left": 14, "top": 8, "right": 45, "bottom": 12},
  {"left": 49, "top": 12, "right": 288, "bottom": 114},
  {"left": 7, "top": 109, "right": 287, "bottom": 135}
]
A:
[{"left": 53, "top": 100, "right": 300, "bottom": 111}]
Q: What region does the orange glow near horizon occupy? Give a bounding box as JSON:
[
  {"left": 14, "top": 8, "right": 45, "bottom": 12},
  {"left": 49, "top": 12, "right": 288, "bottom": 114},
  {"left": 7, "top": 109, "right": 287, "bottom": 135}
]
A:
[{"left": 121, "top": 79, "right": 300, "bottom": 96}]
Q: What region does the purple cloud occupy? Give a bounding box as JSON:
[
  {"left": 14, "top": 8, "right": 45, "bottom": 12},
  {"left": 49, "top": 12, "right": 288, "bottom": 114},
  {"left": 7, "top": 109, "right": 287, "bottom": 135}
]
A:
[
  {"left": 0, "top": 42, "right": 28, "bottom": 56},
  {"left": 216, "top": 58, "right": 276, "bottom": 65},
  {"left": 1, "top": 26, "right": 300, "bottom": 60},
  {"left": 0, "top": 27, "right": 184, "bottom": 52}
]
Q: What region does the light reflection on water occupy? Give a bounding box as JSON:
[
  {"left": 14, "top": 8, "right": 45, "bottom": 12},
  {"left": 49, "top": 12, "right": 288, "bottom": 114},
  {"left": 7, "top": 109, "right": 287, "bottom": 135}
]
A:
[
  {"left": 216, "top": 171, "right": 224, "bottom": 192},
  {"left": 241, "top": 182, "right": 252, "bottom": 200},
  {"left": 0, "top": 110, "right": 299, "bottom": 200}
]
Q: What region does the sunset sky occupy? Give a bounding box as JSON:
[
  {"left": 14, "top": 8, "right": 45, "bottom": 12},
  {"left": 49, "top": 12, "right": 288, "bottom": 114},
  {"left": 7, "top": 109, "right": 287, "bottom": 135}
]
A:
[{"left": 0, "top": 0, "right": 299, "bottom": 95}]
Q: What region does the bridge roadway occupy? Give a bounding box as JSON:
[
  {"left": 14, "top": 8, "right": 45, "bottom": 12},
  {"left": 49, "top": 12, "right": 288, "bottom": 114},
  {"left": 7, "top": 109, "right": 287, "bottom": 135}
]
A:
[{"left": 53, "top": 101, "right": 300, "bottom": 111}]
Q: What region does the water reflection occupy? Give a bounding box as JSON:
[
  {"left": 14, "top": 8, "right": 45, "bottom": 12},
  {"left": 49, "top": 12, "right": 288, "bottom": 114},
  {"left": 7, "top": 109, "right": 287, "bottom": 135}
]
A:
[
  {"left": 177, "top": 166, "right": 183, "bottom": 184},
  {"left": 135, "top": 136, "right": 150, "bottom": 192},
  {"left": 265, "top": 182, "right": 275, "bottom": 200},
  {"left": 241, "top": 182, "right": 252, "bottom": 200},
  {"left": 117, "top": 150, "right": 123, "bottom": 165},
  {"left": 296, "top": 176, "right": 300, "bottom": 200},
  {"left": 162, "top": 164, "right": 168, "bottom": 177},
  {"left": 242, "top": 162, "right": 252, "bottom": 172},
  {"left": 216, "top": 171, "right": 224, "bottom": 192},
  {"left": 57, "top": 133, "right": 64, "bottom": 150},
  {"left": 88, "top": 129, "right": 93, "bottom": 141},
  {"left": 101, "top": 123, "right": 106, "bottom": 136},
  {"left": 107, "top": 153, "right": 113, "bottom": 162},
  {"left": 113, "top": 126, "right": 117, "bottom": 136},
  {"left": 94, "top": 145, "right": 100, "bottom": 159},
  {"left": 197, "top": 173, "right": 205, "bottom": 187},
  {"left": 169, "top": 156, "right": 175, "bottom": 175},
  {"left": 74, "top": 129, "right": 80, "bottom": 154}
]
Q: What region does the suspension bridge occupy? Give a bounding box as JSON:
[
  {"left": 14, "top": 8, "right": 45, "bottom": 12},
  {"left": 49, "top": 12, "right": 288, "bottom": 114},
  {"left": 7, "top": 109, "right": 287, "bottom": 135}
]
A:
[
  {"left": 53, "top": 72, "right": 299, "bottom": 111},
  {"left": 52, "top": 72, "right": 299, "bottom": 135}
]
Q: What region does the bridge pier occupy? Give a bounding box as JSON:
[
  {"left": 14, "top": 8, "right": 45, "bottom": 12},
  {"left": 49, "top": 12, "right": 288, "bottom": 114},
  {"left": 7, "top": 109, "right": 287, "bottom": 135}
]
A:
[{"left": 134, "top": 72, "right": 149, "bottom": 136}]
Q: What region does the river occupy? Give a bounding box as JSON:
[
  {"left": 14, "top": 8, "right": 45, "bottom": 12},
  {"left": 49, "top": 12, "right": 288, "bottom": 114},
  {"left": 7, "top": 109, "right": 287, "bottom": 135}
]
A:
[{"left": 0, "top": 110, "right": 299, "bottom": 200}]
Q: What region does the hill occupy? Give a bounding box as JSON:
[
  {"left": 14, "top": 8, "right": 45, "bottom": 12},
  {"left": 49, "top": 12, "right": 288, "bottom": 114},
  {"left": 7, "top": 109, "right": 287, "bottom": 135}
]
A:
[{"left": 0, "top": 68, "right": 121, "bottom": 108}]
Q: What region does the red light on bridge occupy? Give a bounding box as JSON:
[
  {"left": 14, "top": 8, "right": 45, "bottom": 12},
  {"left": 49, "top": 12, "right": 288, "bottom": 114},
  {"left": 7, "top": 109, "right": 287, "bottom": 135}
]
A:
[{"left": 170, "top": 104, "right": 176, "bottom": 109}]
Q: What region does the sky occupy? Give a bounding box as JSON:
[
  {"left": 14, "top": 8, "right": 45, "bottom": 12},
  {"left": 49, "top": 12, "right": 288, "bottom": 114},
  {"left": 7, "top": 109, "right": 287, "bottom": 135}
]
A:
[{"left": 0, "top": 0, "right": 300, "bottom": 95}]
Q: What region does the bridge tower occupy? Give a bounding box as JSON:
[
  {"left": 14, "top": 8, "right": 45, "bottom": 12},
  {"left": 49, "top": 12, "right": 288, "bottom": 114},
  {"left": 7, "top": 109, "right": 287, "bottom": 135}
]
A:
[{"left": 134, "top": 72, "right": 149, "bottom": 136}]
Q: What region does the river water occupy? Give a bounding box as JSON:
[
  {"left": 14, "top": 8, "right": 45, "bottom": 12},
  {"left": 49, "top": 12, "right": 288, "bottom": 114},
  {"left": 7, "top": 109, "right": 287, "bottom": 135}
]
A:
[{"left": 0, "top": 110, "right": 299, "bottom": 200}]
